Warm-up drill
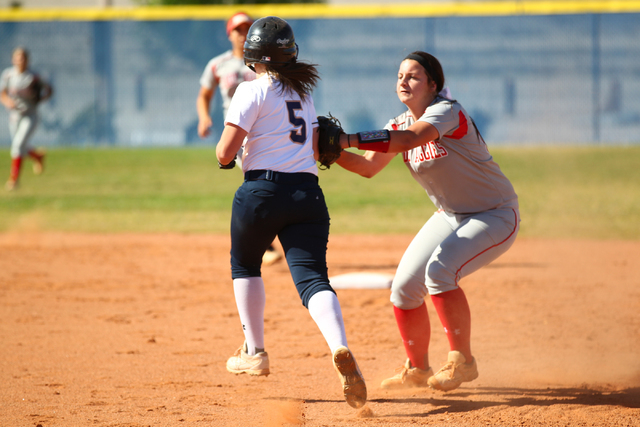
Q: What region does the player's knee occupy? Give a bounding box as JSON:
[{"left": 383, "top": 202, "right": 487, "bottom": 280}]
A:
[
  {"left": 389, "top": 272, "right": 428, "bottom": 310},
  {"left": 425, "top": 261, "right": 458, "bottom": 295},
  {"left": 231, "top": 258, "right": 262, "bottom": 278},
  {"left": 301, "top": 282, "right": 334, "bottom": 308}
]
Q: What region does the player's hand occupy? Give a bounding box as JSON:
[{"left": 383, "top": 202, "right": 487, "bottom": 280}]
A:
[
  {"left": 2, "top": 98, "right": 16, "bottom": 111},
  {"left": 198, "top": 117, "right": 213, "bottom": 138}
]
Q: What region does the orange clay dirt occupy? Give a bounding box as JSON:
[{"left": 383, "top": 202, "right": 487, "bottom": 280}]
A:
[{"left": 0, "top": 233, "right": 639, "bottom": 426}]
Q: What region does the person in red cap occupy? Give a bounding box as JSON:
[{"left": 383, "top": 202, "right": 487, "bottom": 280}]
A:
[
  {"left": 197, "top": 12, "right": 254, "bottom": 140},
  {"left": 197, "top": 12, "right": 283, "bottom": 266}
]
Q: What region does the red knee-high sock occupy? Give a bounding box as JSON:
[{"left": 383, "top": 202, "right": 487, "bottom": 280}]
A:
[
  {"left": 393, "top": 302, "right": 430, "bottom": 370},
  {"left": 431, "top": 288, "right": 472, "bottom": 362},
  {"left": 10, "top": 157, "right": 22, "bottom": 181}
]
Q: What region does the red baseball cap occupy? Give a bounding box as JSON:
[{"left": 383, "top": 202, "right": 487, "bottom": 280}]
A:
[{"left": 226, "top": 12, "right": 253, "bottom": 36}]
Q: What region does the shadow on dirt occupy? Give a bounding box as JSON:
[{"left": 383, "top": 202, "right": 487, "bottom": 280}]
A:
[{"left": 368, "top": 386, "right": 640, "bottom": 418}]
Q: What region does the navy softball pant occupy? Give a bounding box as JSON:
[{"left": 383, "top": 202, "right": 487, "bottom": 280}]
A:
[{"left": 230, "top": 170, "right": 335, "bottom": 308}]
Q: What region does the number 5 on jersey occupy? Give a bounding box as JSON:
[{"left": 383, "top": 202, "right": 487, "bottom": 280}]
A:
[{"left": 286, "top": 101, "right": 307, "bottom": 144}]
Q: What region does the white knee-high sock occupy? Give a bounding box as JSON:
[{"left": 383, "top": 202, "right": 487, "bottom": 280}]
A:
[
  {"left": 308, "top": 290, "right": 348, "bottom": 353},
  {"left": 233, "top": 277, "right": 265, "bottom": 355}
]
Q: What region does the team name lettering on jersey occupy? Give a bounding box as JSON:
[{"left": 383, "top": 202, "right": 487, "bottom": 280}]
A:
[
  {"left": 403, "top": 141, "right": 448, "bottom": 163},
  {"left": 222, "top": 73, "right": 239, "bottom": 88}
]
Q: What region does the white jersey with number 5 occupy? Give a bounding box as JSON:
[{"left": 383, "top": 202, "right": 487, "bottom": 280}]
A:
[
  {"left": 384, "top": 96, "right": 518, "bottom": 214},
  {"left": 225, "top": 74, "right": 319, "bottom": 175}
]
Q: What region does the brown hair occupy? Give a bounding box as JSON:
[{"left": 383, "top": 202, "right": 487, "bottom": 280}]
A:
[
  {"left": 405, "top": 51, "right": 445, "bottom": 94},
  {"left": 266, "top": 60, "right": 320, "bottom": 101}
]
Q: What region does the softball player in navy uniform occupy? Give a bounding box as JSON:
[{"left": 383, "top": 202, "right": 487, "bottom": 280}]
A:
[
  {"left": 216, "top": 16, "right": 367, "bottom": 409},
  {"left": 198, "top": 12, "right": 283, "bottom": 266},
  {"left": 1, "top": 47, "right": 52, "bottom": 191},
  {"left": 336, "top": 51, "right": 520, "bottom": 392}
]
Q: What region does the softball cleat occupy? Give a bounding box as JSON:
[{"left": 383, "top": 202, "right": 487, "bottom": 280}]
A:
[
  {"left": 226, "top": 342, "right": 270, "bottom": 376},
  {"left": 332, "top": 346, "right": 367, "bottom": 408},
  {"left": 32, "top": 154, "right": 45, "bottom": 175},
  {"left": 380, "top": 359, "right": 434, "bottom": 390},
  {"left": 427, "top": 350, "right": 478, "bottom": 391},
  {"left": 5, "top": 179, "right": 18, "bottom": 191}
]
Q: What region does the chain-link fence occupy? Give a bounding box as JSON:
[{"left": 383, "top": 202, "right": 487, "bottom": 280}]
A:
[{"left": 1, "top": 10, "right": 639, "bottom": 146}]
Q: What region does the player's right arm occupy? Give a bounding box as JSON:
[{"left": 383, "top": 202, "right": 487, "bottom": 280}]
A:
[
  {"left": 216, "top": 123, "right": 246, "bottom": 166},
  {"left": 339, "top": 121, "right": 440, "bottom": 154},
  {"left": 0, "top": 71, "right": 16, "bottom": 111},
  {"left": 0, "top": 88, "right": 15, "bottom": 110},
  {"left": 336, "top": 150, "right": 396, "bottom": 178},
  {"left": 196, "top": 85, "right": 214, "bottom": 138}
]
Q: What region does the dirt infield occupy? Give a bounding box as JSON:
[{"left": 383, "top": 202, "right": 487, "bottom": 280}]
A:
[{"left": 1, "top": 233, "right": 639, "bottom": 426}]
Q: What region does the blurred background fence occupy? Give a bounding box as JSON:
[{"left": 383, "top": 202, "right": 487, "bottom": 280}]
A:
[{"left": 1, "top": 2, "right": 640, "bottom": 147}]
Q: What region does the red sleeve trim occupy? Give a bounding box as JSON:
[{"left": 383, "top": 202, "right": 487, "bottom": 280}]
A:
[{"left": 449, "top": 111, "right": 468, "bottom": 140}]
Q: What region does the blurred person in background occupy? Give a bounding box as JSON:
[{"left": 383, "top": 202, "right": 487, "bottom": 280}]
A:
[
  {"left": 197, "top": 12, "right": 283, "bottom": 266},
  {"left": 1, "top": 46, "right": 53, "bottom": 191}
]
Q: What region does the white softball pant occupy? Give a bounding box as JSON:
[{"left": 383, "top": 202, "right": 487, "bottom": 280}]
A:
[
  {"left": 390, "top": 207, "right": 520, "bottom": 309},
  {"left": 9, "top": 111, "right": 38, "bottom": 158}
]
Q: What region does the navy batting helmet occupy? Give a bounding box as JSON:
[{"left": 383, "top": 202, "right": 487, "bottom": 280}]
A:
[{"left": 243, "top": 16, "right": 298, "bottom": 71}]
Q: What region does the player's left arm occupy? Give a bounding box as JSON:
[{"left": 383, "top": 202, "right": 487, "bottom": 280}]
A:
[
  {"left": 216, "top": 123, "right": 247, "bottom": 167},
  {"left": 39, "top": 77, "right": 53, "bottom": 102},
  {"left": 339, "top": 120, "right": 440, "bottom": 154}
]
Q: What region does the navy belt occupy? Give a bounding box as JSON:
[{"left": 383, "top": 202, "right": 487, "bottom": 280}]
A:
[{"left": 244, "top": 170, "right": 318, "bottom": 184}]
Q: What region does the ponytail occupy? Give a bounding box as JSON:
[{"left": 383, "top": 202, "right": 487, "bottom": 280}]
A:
[{"left": 266, "top": 61, "right": 320, "bottom": 100}]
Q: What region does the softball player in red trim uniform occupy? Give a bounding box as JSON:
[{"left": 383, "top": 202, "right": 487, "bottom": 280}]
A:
[
  {"left": 216, "top": 16, "right": 366, "bottom": 409},
  {"left": 1, "top": 47, "right": 52, "bottom": 191},
  {"left": 336, "top": 51, "right": 520, "bottom": 392},
  {"left": 197, "top": 12, "right": 255, "bottom": 140}
]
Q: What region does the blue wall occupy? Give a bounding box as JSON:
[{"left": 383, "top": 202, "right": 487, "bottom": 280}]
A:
[{"left": 1, "top": 13, "right": 639, "bottom": 147}]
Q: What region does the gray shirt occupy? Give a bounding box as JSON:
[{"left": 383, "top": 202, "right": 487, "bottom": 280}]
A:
[
  {"left": 199, "top": 50, "right": 255, "bottom": 118},
  {"left": 384, "top": 97, "right": 519, "bottom": 214},
  {"left": 0, "top": 66, "right": 43, "bottom": 115}
]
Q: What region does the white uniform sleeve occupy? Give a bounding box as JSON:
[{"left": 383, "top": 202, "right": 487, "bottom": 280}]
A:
[
  {"left": 419, "top": 101, "right": 459, "bottom": 139},
  {"left": 224, "top": 81, "right": 260, "bottom": 133}
]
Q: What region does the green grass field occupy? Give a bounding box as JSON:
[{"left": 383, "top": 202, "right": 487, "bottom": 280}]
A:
[{"left": 1, "top": 146, "right": 639, "bottom": 239}]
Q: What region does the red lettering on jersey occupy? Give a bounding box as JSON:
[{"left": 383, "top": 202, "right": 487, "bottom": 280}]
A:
[
  {"left": 430, "top": 142, "right": 439, "bottom": 158},
  {"left": 222, "top": 74, "right": 239, "bottom": 88},
  {"left": 243, "top": 71, "right": 255, "bottom": 81},
  {"left": 411, "top": 141, "right": 449, "bottom": 165},
  {"left": 422, "top": 145, "right": 431, "bottom": 161},
  {"left": 449, "top": 111, "right": 468, "bottom": 140},
  {"left": 434, "top": 141, "right": 448, "bottom": 156}
]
